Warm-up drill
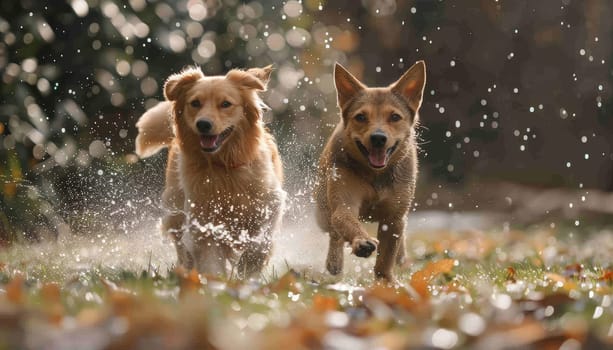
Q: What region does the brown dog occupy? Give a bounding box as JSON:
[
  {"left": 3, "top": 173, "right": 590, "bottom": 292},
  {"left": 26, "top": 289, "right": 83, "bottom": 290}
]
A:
[
  {"left": 314, "top": 61, "right": 426, "bottom": 280},
  {"left": 135, "top": 66, "right": 285, "bottom": 278}
]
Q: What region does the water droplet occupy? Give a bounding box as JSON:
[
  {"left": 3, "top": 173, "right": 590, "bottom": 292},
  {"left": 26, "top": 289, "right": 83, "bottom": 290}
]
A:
[
  {"left": 459, "top": 313, "right": 485, "bottom": 336},
  {"left": 431, "top": 328, "right": 458, "bottom": 349}
]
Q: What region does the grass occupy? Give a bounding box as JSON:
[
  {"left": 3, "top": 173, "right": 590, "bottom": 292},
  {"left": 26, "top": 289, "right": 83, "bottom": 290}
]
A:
[{"left": 0, "top": 216, "right": 612, "bottom": 349}]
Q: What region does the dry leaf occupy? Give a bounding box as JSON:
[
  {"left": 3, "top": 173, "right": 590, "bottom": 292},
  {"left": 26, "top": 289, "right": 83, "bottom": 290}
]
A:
[
  {"left": 270, "top": 270, "right": 302, "bottom": 294},
  {"left": 410, "top": 259, "right": 455, "bottom": 299},
  {"left": 365, "top": 283, "right": 418, "bottom": 311},
  {"left": 177, "top": 268, "right": 202, "bottom": 297},
  {"left": 598, "top": 269, "right": 613, "bottom": 283},
  {"left": 506, "top": 266, "right": 517, "bottom": 283},
  {"left": 544, "top": 273, "right": 578, "bottom": 293},
  {"left": 563, "top": 264, "right": 582, "bottom": 279},
  {"left": 312, "top": 294, "right": 338, "bottom": 312},
  {"left": 6, "top": 274, "right": 25, "bottom": 304},
  {"left": 41, "top": 282, "right": 64, "bottom": 325},
  {"left": 40, "top": 283, "right": 61, "bottom": 303}
]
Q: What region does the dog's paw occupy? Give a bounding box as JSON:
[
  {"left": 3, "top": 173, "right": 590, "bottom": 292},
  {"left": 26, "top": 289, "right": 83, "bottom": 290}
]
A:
[
  {"left": 374, "top": 273, "right": 399, "bottom": 285},
  {"left": 326, "top": 259, "right": 343, "bottom": 275},
  {"left": 352, "top": 238, "right": 378, "bottom": 258},
  {"left": 326, "top": 261, "right": 343, "bottom": 276}
]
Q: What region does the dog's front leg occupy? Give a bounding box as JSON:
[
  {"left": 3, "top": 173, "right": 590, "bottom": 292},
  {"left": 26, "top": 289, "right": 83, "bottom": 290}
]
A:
[
  {"left": 189, "top": 235, "right": 227, "bottom": 277},
  {"left": 326, "top": 230, "right": 345, "bottom": 275},
  {"left": 374, "top": 215, "right": 406, "bottom": 281},
  {"left": 236, "top": 236, "right": 272, "bottom": 279},
  {"left": 330, "top": 208, "right": 379, "bottom": 258},
  {"left": 395, "top": 235, "right": 406, "bottom": 266},
  {"left": 162, "top": 212, "right": 193, "bottom": 268}
]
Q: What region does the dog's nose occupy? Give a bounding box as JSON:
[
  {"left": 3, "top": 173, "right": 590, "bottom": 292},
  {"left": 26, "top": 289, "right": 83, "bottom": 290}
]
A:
[
  {"left": 370, "top": 132, "right": 387, "bottom": 148},
  {"left": 196, "top": 119, "right": 213, "bottom": 134}
]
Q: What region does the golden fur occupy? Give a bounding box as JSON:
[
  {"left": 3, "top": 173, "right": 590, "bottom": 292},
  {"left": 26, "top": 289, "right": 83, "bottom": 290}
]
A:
[
  {"left": 314, "top": 61, "right": 426, "bottom": 281},
  {"left": 135, "top": 66, "right": 285, "bottom": 278}
]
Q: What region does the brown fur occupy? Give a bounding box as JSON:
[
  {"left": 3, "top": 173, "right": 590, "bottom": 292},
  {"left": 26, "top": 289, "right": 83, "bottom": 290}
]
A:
[
  {"left": 314, "top": 61, "right": 426, "bottom": 281},
  {"left": 135, "top": 65, "right": 285, "bottom": 278}
]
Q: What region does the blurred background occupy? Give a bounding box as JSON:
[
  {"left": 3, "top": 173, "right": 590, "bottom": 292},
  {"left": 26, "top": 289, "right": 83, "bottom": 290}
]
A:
[{"left": 1, "top": 0, "right": 612, "bottom": 243}]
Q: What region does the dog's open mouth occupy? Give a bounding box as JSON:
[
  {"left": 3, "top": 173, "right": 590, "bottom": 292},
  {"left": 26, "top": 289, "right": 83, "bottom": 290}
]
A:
[
  {"left": 356, "top": 140, "right": 399, "bottom": 169},
  {"left": 199, "top": 127, "right": 234, "bottom": 152}
]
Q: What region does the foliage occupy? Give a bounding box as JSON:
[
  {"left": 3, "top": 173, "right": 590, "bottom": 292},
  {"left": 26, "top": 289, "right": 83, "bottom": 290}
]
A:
[{"left": 0, "top": 226, "right": 612, "bottom": 349}]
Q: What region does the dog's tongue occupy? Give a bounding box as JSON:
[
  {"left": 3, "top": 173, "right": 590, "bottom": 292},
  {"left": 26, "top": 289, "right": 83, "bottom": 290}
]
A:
[
  {"left": 200, "top": 135, "right": 219, "bottom": 149},
  {"left": 368, "top": 148, "right": 387, "bottom": 168}
]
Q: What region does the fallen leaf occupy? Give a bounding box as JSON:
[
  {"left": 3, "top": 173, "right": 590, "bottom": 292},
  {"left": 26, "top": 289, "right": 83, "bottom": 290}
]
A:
[
  {"left": 40, "top": 282, "right": 61, "bottom": 303},
  {"left": 544, "top": 273, "right": 578, "bottom": 293},
  {"left": 476, "top": 318, "right": 549, "bottom": 349},
  {"left": 40, "top": 282, "right": 64, "bottom": 325},
  {"left": 563, "top": 263, "right": 582, "bottom": 279},
  {"left": 176, "top": 268, "right": 202, "bottom": 297},
  {"left": 269, "top": 270, "right": 302, "bottom": 294},
  {"left": 410, "top": 259, "right": 456, "bottom": 299},
  {"left": 365, "top": 283, "right": 418, "bottom": 311},
  {"left": 506, "top": 266, "right": 517, "bottom": 283},
  {"left": 6, "top": 275, "right": 25, "bottom": 304},
  {"left": 598, "top": 269, "right": 613, "bottom": 283},
  {"left": 312, "top": 294, "right": 338, "bottom": 312}
]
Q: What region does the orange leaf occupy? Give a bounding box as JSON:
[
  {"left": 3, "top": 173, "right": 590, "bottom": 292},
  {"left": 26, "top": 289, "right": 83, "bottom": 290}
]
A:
[
  {"left": 177, "top": 268, "right": 202, "bottom": 297},
  {"left": 270, "top": 270, "right": 302, "bottom": 294},
  {"left": 40, "top": 283, "right": 61, "bottom": 303},
  {"left": 6, "top": 275, "right": 25, "bottom": 304},
  {"left": 410, "top": 259, "right": 455, "bottom": 299},
  {"left": 506, "top": 266, "right": 517, "bottom": 283},
  {"left": 40, "top": 283, "right": 64, "bottom": 325},
  {"left": 111, "top": 292, "right": 134, "bottom": 315},
  {"left": 545, "top": 273, "right": 578, "bottom": 292},
  {"left": 312, "top": 294, "right": 338, "bottom": 312},
  {"left": 365, "top": 283, "right": 418, "bottom": 311},
  {"left": 599, "top": 269, "right": 613, "bottom": 283}
]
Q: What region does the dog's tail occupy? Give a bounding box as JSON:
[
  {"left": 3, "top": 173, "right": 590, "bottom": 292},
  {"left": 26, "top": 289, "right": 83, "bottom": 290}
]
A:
[{"left": 135, "top": 101, "right": 174, "bottom": 158}]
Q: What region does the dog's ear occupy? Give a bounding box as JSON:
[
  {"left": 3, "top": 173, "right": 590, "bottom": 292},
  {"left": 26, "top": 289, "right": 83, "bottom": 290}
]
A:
[
  {"left": 246, "top": 65, "right": 273, "bottom": 88},
  {"left": 334, "top": 63, "right": 365, "bottom": 110},
  {"left": 226, "top": 66, "right": 271, "bottom": 91},
  {"left": 164, "top": 67, "right": 203, "bottom": 101},
  {"left": 391, "top": 60, "right": 426, "bottom": 112}
]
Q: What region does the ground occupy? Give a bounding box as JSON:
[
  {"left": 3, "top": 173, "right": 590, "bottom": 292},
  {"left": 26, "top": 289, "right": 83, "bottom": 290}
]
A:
[{"left": 0, "top": 211, "right": 612, "bottom": 349}]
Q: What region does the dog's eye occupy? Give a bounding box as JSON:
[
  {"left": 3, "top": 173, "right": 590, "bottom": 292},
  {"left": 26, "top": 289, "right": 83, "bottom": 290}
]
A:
[
  {"left": 354, "top": 114, "right": 367, "bottom": 122},
  {"left": 221, "top": 101, "right": 232, "bottom": 108},
  {"left": 390, "top": 113, "right": 402, "bottom": 122},
  {"left": 190, "top": 100, "right": 201, "bottom": 108}
]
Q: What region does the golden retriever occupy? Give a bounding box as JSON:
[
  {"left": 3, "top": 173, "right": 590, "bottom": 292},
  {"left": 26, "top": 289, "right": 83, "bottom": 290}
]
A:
[
  {"left": 135, "top": 66, "right": 285, "bottom": 278},
  {"left": 314, "top": 61, "right": 426, "bottom": 281}
]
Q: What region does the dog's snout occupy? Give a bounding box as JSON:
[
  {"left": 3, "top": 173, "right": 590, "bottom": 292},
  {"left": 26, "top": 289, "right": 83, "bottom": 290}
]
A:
[
  {"left": 196, "top": 119, "right": 213, "bottom": 134},
  {"left": 370, "top": 132, "right": 387, "bottom": 148}
]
